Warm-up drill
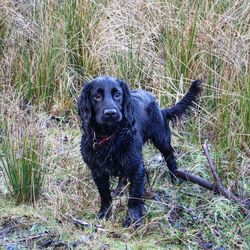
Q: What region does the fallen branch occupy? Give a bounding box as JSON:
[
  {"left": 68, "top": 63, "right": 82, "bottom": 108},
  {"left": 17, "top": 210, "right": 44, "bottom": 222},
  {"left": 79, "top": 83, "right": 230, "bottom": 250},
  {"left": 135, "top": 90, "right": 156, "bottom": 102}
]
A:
[
  {"left": 172, "top": 140, "right": 249, "bottom": 214},
  {"left": 174, "top": 169, "right": 217, "bottom": 192},
  {"left": 202, "top": 139, "right": 238, "bottom": 201},
  {"left": 202, "top": 139, "right": 249, "bottom": 214},
  {"left": 69, "top": 215, "right": 107, "bottom": 233}
]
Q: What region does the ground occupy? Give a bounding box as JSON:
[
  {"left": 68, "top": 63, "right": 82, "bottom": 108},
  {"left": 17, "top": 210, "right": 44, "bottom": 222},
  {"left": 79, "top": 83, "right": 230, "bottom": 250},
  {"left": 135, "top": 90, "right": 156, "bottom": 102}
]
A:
[{"left": 0, "top": 115, "right": 249, "bottom": 249}]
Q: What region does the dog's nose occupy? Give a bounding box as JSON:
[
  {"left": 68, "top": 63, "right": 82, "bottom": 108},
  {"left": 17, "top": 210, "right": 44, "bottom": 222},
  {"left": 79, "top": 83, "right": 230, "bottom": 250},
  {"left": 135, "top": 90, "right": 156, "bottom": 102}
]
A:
[{"left": 103, "top": 108, "right": 117, "bottom": 116}]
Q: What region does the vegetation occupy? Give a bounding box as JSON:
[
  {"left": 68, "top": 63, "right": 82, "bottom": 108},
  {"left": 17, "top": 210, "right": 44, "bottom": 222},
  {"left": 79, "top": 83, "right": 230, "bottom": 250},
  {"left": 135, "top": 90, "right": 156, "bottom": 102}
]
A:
[
  {"left": 0, "top": 99, "right": 45, "bottom": 203},
  {"left": 0, "top": 0, "right": 249, "bottom": 249},
  {"left": 0, "top": 129, "right": 44, "bottom": 204}
]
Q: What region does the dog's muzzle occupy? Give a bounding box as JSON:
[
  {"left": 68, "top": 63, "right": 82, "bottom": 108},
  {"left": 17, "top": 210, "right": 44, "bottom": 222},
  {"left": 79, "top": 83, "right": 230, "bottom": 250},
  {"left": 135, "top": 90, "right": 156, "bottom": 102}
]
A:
[
  {"left": 101, "top": 108, "right": 121, "bottom": 123},
  {"left": 104, "top": 108, "right": 117, "bottom": 116}
]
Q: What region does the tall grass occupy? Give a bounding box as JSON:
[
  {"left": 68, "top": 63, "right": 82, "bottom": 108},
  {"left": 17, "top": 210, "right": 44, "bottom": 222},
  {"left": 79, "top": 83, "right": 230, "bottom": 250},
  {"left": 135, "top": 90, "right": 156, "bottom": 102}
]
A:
[
  {"left": 0, "top": 0, "right": 102, "bottom": 108},
  {"left": 0, "top": 131, "right": 44, "bottom": 204},
  {"left": 0, "top": 12, "right": 6, "bottom": 54},
  {"left": 63, "top": 0, "right": 101, "bottom": 76},
  {"left": 0, "top": 91, "right": 45, "bottom": 204},
  {"left": 0, "top": 0, "right": 249, "bottom": 181}
]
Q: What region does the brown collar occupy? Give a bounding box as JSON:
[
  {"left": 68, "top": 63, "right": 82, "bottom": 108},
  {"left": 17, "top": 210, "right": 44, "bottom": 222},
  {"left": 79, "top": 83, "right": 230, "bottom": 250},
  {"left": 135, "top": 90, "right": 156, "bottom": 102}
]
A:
[{"left": 92, "top": 131, "right": 116, "bottom": 150}]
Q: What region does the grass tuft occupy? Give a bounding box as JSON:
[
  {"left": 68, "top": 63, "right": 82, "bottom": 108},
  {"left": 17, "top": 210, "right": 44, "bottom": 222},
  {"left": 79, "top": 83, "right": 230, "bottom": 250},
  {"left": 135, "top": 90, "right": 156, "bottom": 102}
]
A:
[
  {"left": 0, "top": 129, "right": 44, "bottom": 204},
  {"left": 0, "top": 91, "right": 45, "bottom": 204}
]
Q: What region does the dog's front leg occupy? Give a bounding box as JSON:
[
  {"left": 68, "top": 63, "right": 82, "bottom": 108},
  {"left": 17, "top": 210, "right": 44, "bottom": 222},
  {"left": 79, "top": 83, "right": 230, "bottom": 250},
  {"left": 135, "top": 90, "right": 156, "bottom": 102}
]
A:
[
  {"left": 124, "top": 165, "right": 146, "bottom": 227},
  {"left": 92, "top": 172, "right": 112, "bottom": 220}
]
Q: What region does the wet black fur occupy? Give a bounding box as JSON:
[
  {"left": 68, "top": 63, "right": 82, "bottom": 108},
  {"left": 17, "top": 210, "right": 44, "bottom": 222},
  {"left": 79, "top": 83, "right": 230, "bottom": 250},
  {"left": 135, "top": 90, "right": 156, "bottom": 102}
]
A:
[{"left": 78, "top": 76, "right": 202, "bottom": 227}]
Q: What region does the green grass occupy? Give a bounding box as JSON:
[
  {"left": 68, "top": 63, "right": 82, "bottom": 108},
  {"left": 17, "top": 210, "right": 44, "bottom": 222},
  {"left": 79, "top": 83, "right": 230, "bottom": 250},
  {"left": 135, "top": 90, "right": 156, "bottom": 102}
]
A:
[
  {"left": 1, "top": 130, "right": 249, "bottom": 249},
  {"left": 0, "top": 118, "right": 249, "bottom": 248},
  {"left": 0, "top": 109, "right": 45, "bottom": 204}
]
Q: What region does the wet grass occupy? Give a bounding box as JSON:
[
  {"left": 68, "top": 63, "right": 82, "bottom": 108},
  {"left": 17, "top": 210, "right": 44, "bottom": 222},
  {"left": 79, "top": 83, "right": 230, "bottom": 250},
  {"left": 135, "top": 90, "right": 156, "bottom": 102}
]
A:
[
  {"left": 0, "top": 134, "right": 44, "bottom": 204},
  {"left": 1, "top": 113, "right": 249, "bottom": 249}
]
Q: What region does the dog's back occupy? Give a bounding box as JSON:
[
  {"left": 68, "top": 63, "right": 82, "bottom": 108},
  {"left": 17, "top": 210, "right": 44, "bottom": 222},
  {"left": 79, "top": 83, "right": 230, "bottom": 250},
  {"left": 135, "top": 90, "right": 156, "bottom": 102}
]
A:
[{"left": 129, "top": 80, "right": 202, "bottom": 142}]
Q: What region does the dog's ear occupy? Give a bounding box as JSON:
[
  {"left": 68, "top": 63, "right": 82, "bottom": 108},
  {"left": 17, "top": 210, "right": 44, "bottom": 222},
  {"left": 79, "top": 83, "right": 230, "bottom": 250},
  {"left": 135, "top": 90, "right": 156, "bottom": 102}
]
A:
[
  {"left": 118, "top": 80, "right": 134, "bottom": 126},
  {"left": 77, "top": 81, "right": 92, "bottom": 131}
]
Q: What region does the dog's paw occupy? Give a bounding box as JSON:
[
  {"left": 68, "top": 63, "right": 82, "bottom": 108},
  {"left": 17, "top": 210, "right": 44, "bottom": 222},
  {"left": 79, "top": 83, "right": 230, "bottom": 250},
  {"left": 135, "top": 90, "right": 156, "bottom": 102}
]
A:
[
  {"left": 123, "top": 205, "right": 144, "bottom": 228},
  {"left": 97, "top": 206, "right": 111, "bottom": 220}
]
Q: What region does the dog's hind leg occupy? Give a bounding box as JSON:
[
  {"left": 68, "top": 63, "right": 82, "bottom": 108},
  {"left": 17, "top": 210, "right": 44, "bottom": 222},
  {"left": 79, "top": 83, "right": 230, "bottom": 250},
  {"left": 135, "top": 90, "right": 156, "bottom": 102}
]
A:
[
  {"left": 151, "top": 134, "right": 178, "bottom": 182},
  {"left": 148, "top": 103, "right": 178, "bottom": 181}
]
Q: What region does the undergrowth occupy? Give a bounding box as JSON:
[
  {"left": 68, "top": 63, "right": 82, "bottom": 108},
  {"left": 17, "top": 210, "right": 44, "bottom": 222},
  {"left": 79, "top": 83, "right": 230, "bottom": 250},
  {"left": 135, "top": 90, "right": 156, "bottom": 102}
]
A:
[
  {"left": 0, "top": 132, "right": 44, "bottom": 204},
  {"left": 0, "top": 94, "right": 45, "bottom": 204}
]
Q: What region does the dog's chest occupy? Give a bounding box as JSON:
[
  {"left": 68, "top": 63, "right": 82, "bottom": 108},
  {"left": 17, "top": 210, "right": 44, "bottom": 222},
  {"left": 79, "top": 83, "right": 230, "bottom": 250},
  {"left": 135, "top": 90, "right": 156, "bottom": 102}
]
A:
[
  {"left": 92, "top": 149, "right": 125, "bottom": 177},
  {"left": 81, "top": 136, "right": 126, "bottom": 176}
]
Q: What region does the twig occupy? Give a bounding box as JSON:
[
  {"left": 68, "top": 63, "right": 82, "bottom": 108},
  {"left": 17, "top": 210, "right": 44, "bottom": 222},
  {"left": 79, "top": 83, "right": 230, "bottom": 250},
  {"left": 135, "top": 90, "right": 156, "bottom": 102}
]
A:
[
  {"left": 174, "top": 169, "right": 217, "bottom": 192},
  {"left": 69, "top": 215, "right": 106, "bottom": 232},
  {"left": 171, "top": 139, "right": 249, "bottom": 215},
  {"left": 202, "top": 139, "right": 238, "bottom": 201},
  {"left": 18, "top": 233, "right": 52, "bottom": 242},
  {"left": 71, "top": 216, "right": 92, "bottom": 228},
  {"left": 202, "top": 139, "right": 249, "bottom": 214}
]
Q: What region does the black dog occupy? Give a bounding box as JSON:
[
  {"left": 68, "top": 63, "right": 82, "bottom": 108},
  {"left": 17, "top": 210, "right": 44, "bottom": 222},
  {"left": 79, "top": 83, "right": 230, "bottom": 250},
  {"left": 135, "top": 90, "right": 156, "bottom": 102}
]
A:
[{"left": 78, "top": 76, "right": 202, "bottom": 227}]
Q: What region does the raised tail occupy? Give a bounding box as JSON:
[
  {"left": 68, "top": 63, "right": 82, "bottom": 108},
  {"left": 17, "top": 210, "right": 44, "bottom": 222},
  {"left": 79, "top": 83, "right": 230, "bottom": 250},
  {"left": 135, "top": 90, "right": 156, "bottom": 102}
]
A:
[{"left": 162, "top": 79, "right": 202, "bottom": 120}]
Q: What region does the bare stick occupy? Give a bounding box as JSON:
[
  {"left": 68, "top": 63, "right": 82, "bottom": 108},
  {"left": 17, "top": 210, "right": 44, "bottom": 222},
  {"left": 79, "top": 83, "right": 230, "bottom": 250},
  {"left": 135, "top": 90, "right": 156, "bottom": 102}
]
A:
[
  {"left": 70, "top": 215, "right": 104, "bottom": 232},
  {"left": 173, "top": 140, "right": 249, "bottom": 214},
  {"left": 174, "top": 169, "right": 217, "bottom": 192},
  {"left": 202, "top": 139, "right": 238, "bottom": 201},
  {"left": 202, "top": 140, "right": 223, "bottom": 186}
]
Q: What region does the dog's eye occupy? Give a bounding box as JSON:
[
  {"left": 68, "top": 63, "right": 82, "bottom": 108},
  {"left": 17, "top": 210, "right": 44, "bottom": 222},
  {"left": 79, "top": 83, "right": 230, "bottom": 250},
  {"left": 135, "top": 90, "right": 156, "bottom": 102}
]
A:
[
  {"left": 94, "top": 93, "right": 102, "bottom": 101},
  {"left": 114, "top": 92, "right": 121, "bottom": 99}
]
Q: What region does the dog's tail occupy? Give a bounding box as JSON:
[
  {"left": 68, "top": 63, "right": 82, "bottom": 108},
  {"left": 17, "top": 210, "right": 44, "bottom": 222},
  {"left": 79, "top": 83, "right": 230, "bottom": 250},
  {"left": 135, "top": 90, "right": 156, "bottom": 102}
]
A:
[{"left": 162, "top": 79, "right": 202, "bottom": 120}]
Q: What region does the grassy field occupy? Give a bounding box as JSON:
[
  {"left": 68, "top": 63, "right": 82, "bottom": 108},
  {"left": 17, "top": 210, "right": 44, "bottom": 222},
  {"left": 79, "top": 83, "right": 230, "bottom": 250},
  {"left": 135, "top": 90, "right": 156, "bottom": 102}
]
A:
[{"left": 0, "top": 0, "right": 249, "bottom": 249}]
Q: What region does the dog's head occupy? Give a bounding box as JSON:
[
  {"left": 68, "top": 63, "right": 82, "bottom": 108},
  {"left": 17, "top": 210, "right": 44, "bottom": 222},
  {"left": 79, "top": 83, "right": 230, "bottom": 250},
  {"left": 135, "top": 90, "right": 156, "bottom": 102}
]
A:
[{"left": 78, "top": 76, "right": 133, "bottom": 131}]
